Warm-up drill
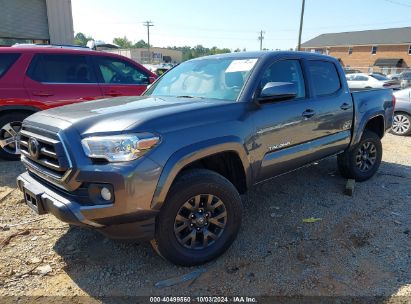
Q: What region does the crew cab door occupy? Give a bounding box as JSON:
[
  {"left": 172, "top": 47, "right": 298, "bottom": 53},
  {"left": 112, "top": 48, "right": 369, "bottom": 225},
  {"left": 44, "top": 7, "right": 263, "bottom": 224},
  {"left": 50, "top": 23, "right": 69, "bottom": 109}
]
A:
[
  {"left": 253, "top": 58, "right": 352, "bottom": 182},
  {"left": 92, "top": 56, "right": 151, "bottom": 97},
  {"left": 303, "top": 59, "right": 353, "bottom": 148},
  {"left": 252, "top": 58, "right": 319, "bottom": 182},
  {"left": 24, "top": 54, "right": 103, "bottom": 107}
]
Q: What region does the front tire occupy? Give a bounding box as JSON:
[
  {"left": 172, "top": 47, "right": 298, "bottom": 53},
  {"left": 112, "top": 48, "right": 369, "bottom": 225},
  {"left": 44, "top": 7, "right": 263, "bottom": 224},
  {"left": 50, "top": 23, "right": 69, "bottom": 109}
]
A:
[
  {"left": 0, "top": 112, "right": 30, "bottom": 161},
  {"left": 391, "top": 112, "right": 411, "bottom": 136},
  {"left": 337, "top": 130, "right": 382, "bottom": 181},
  {"left": 153, "top": 169, "right": 242, "bottom": 266}
]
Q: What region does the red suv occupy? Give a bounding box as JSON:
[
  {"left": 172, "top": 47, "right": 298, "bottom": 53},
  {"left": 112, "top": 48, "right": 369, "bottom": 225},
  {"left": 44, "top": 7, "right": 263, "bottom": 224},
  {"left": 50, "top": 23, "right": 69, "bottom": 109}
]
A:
[{"left": 0, "top": 45, "right": 156, "bottom": 160}]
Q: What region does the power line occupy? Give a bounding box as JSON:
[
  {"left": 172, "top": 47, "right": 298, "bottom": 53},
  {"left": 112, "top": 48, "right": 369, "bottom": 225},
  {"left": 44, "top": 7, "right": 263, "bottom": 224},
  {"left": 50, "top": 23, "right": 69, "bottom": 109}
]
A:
[
  {"left": 153, "top": 33, "right": 295, "bottom": 41},
  {"left": 79, "top": 18, "right": 411, "bottom": 34},
  {"left": 143, "top": 21, "right": 154, "bottom": 63},
  {"left": 258, "top": 30, "right": 265, "bottom": 50}
]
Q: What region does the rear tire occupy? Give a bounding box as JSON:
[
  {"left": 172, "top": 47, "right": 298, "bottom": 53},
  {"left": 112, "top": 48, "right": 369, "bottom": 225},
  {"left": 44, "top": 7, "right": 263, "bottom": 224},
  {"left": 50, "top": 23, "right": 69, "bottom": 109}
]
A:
[
  {"left": 0, "top": 112, "right": 30, "bottom": 161},
  {"left": 391, "top": 112, "right": 411, "bottom": 136},
  {"left": 337, "top": 130, "right": 382, "bottom": 182},
  {"left": 153, "top": 169, "right": 242, "bottom": 266}
]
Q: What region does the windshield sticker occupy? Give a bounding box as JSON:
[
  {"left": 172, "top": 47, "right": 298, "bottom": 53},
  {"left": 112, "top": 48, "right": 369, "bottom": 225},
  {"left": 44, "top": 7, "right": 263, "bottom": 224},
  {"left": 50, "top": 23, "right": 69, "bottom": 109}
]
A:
[{"left": 225, "top": 59, "right": 258, "bottom": 73}]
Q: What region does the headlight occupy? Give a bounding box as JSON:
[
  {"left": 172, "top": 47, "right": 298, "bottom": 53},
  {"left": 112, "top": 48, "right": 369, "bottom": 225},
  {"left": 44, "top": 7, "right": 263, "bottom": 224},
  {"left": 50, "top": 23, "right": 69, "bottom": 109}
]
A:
[{"left": 81, "top": 133, "right": 160, "bottom": 162}]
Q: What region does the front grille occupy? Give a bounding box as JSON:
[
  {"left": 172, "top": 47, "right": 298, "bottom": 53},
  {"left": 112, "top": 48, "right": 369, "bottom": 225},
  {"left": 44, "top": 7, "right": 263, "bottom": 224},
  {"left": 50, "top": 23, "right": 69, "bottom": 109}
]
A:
[{"left": 20, "top": 126, "right": 71, "bottom": 181}]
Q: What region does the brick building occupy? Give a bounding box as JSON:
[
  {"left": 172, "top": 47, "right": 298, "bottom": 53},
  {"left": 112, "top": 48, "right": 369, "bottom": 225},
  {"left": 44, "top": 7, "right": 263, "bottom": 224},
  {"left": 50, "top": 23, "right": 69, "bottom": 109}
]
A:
[{"left": 301, "top": 26, "right": 411, "bottom": 74}]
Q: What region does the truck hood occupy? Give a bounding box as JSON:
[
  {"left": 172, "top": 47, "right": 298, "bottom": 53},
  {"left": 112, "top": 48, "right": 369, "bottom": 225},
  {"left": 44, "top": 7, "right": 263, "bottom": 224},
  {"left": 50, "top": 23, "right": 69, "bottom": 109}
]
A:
[{"left": 25, "top": 96, "right": 235, "bottom": 136}]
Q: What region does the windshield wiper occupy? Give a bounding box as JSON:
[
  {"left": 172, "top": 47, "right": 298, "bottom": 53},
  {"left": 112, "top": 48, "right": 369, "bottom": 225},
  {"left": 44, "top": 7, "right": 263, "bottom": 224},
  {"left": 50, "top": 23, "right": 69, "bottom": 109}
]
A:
[
  {"left": 176, "top": 95, "right": 195, "bottom": 98},
  {"left": 176, "top": 95, "right": 205, "bottom": 99}
]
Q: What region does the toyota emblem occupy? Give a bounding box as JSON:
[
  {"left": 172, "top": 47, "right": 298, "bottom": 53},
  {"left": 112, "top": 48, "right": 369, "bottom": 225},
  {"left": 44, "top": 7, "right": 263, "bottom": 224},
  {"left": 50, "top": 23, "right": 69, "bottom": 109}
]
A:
[{"left": 28, "top": 137, "right": 40, "bottom": 159}]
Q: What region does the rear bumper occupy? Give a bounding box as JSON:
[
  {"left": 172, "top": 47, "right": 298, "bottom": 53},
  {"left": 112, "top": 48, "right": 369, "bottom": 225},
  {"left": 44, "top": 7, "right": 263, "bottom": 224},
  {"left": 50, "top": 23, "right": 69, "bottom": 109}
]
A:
[{"left": 17, "top": 172, "right": 156, "bottom": 240}]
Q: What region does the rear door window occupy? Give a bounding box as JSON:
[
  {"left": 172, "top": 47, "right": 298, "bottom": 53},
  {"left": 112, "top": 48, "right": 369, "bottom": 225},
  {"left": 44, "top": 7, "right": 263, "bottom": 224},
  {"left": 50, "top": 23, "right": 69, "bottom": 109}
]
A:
[
  {"left": 0, "top": 53, "right": 21, "bottom": 78},
  {"left": 27, "top": 54, "right": 97, "bottom": 83},
  {"left": 93, "top": 56, "right": 149, "bottom": 85},
  {"left": 370, "top": 74, "right": 387, "bottom": 81},
  {"left": 307, "top": 60, "right": 341, "bottom": 96}
]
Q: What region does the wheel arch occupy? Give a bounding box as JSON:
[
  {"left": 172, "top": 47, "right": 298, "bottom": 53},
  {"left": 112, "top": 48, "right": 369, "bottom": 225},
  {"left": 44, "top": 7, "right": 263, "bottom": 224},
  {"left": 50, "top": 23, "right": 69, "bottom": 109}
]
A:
[
  {"left": 0, "top": 105, "right": 41, "bottom": 116},
  {"left": 363, "top": 115, "right": 385, "bottom": 138},
  {"left": 150, "top": 136, "right": 251, "bottom": 210},
  {"left": 352, "top": 113, "right": 386, "bottom": 147},
  {"left": 394, "top": 110, "right": 411, "bottom": 116}
]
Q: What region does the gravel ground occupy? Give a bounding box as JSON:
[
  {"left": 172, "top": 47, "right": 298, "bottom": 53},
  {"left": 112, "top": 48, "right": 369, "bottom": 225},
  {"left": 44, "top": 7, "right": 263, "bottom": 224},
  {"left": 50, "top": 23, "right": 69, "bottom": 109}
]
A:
[{"left": 0, "top": 133, "right": 410, "bottom": 300}]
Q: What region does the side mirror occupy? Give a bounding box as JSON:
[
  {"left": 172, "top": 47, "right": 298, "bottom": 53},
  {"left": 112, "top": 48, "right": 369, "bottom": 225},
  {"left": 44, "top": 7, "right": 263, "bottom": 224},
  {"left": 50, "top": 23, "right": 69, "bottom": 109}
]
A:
[{"left": 257, "top": 82, "right": 297, "bottom": 103}]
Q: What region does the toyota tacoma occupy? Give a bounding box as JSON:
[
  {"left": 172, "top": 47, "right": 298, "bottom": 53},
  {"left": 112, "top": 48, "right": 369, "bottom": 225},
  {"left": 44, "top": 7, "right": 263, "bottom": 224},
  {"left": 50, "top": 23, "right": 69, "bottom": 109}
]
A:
[{"left": 17, "top": 51, "right": 395, "bottom": 266}]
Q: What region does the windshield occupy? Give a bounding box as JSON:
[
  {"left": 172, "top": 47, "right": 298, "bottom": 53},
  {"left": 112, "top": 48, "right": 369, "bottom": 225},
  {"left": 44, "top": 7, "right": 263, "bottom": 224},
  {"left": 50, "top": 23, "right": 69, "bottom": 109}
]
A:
[
  {"left": 145, "top": 57, "right": 258, "bottom": 101},
  {"left": 370, "top": 74, "right": 388, "bottom": 81}
]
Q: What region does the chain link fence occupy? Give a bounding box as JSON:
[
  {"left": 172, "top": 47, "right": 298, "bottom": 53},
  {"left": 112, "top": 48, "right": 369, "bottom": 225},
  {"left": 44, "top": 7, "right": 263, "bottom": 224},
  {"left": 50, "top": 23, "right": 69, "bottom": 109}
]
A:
[{"left": 345, "top": 66, "right": 411, "bottom": 76}]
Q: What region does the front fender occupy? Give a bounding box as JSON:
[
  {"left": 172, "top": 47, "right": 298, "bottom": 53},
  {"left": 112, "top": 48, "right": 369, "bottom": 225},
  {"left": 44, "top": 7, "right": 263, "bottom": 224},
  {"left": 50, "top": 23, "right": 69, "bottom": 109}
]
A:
[{"left": 150, "top": 136, "right": 251, "bottom": 210}]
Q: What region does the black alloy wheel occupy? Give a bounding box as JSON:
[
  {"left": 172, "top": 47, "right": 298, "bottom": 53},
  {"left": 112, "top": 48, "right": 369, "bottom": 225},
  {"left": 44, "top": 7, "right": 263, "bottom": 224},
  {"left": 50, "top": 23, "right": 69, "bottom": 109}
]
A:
[
  {"left": 355, "top": 141, "right": 377, "bottom": 172},
  {"left": 174, "top": 194, "right": 227, "bottom": 250},
  {"left": 337, "top": 130, "right": 382, "bottom": 181},
  {"left": 153, "top": 169, "right": 242, "bottom": 266}
]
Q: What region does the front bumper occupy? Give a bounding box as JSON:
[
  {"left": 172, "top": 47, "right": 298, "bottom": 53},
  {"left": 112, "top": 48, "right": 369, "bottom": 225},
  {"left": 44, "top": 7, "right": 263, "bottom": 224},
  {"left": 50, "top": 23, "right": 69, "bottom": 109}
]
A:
[{"left": 17, "top": 172, "right": 156, "bottom": 240}]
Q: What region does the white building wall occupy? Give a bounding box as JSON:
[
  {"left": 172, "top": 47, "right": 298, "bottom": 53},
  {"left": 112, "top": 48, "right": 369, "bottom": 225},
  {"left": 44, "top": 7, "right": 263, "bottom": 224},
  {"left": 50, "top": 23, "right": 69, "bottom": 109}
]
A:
[
  {"left": 46, "top": 0, "right": 74, "bottom": 44},
  {"left": 106, "top": 48, "right": 183, "bottom": 64}
]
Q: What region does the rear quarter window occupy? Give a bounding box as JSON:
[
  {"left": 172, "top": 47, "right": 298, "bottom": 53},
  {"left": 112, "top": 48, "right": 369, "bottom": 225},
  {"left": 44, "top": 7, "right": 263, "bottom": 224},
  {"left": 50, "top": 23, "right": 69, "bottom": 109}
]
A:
[
  {"left": 307, "top": 60, "right": 341, "bottom": 96},
  {"left": 0, "top": 53, "right": 21, "bottom": 78}
]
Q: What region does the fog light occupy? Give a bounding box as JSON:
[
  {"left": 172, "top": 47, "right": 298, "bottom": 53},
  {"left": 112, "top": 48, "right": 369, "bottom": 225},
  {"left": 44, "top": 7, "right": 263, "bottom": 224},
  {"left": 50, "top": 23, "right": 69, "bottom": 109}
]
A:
[{"left": 101, "top": 187, "right": 112, "bottom": 201}]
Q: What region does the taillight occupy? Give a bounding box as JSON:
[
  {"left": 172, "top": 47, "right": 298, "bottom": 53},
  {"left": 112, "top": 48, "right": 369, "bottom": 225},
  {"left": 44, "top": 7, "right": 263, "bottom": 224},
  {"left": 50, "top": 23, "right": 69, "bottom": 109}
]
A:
[{"left": 392, "top": 95, "right": 396, "bottom": 110}]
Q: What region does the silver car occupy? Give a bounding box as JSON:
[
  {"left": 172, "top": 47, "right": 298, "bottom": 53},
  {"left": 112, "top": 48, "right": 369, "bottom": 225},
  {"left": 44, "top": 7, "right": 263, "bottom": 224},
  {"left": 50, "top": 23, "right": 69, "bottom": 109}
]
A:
[
  {"left": 400, "top": 71, "right": 411, "bottom": 89},
  {"left": 392, "top": 88, "right": 411, "bottom": 135}
]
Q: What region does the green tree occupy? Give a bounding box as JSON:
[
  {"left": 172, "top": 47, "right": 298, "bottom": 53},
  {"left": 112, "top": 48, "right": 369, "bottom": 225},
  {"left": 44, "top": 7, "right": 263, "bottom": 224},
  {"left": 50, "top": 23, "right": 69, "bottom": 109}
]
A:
[
  {"left": 167, "top": 45, "right": 231, "bottom": 61},
  {"left": 134, "top": 39, "right": 149, "bottom": 48},
  {"left": 74, "top": 32, "right": 93, "bottom": 46},
  {"left": 113, "top": 36, "right": 133, "bottom": 48}
]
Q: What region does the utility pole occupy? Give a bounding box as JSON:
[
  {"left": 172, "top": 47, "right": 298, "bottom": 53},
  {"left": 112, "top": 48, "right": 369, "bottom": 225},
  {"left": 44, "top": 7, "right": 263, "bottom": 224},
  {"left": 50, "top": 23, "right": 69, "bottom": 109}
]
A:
[
  {"left": 258, "top": 30, "right": 265, "bottom": 51},
  {"left": 297, "top": 0, "right": 306, "bottom": 51},
  {"left": 143, "top": 21, "right": 154, "bottom": 63}
]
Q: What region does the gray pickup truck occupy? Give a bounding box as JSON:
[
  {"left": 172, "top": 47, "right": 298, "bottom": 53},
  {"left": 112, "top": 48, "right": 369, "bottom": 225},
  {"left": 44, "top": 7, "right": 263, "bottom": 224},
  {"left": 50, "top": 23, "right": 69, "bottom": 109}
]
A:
[{"left": 17, "top": 51, "right": 394, "bottom": 265}]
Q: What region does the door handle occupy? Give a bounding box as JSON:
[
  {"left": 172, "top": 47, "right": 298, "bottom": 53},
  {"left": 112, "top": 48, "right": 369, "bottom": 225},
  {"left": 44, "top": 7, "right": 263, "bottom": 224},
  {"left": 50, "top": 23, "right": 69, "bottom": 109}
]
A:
[
  {"left": 32, "top": 91, "right": 54, "bottom": 97},
  {"left": 340, "top": 102, "right": 352, "bottom": 110},
  {"left": 302, "top": 109, "right": 316, "bottom": 118}
]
